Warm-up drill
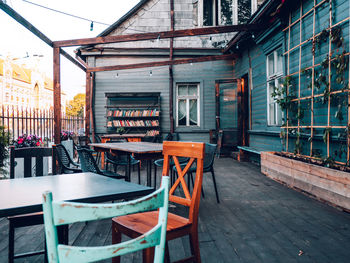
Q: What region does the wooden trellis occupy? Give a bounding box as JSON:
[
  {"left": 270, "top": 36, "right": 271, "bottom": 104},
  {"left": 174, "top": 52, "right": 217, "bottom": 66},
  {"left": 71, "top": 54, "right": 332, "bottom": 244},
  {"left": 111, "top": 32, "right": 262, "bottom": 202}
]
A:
[{"left": 281, "top": 0, "right": 350, "bottom": 165}]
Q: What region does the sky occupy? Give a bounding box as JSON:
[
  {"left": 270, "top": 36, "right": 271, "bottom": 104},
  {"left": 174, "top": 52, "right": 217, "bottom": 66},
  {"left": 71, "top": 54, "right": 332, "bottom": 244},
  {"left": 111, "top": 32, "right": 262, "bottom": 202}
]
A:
[{"left": 0, "top": 0, "right": 140, "bottom": 99}]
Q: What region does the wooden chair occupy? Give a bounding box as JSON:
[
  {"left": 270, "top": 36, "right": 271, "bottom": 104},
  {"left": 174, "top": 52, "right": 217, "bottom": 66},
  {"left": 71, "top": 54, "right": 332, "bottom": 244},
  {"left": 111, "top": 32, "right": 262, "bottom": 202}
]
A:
[
  {"left": 42, "top": 176, "right": 170, "bottom": 263},
  {"left": 8, "top": 146, "right": 53, "bottom": 263},
  {"left": 112, "top": 141, "right": 205, "bottom": 263}
]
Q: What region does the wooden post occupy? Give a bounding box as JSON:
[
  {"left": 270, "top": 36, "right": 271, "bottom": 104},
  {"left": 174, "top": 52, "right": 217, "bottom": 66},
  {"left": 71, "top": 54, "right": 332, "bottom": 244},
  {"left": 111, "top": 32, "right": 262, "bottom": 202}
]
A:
[
  {"left": 169, "top": 0, "right": 175, "bottom": 133},
  {"left": 91, "top": 72, "right": 96, "bottom": 141},
  {"left": 85, "top": 72, "right": 91, "bottom": 138},
  {"left": 53, "top": 47, "right": 61, "bottom": 144}
]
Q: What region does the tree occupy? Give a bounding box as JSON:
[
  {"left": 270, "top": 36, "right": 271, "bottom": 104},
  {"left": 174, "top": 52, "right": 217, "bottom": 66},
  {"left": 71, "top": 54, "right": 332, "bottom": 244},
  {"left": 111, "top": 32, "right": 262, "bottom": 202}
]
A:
[{"left": 66, "top": 93, "right": 85, "bottom": 117}]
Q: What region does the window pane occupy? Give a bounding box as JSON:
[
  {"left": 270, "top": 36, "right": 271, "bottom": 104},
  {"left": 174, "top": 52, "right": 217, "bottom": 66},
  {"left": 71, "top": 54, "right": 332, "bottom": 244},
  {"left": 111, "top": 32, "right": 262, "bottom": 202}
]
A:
[
  {"left": 178, "top": 99, "right": 187, "bottom": 126},
  {"left": 221, "top": 0, "right": 232, "bottom": 25},
  {"left": 267, "top": 53, "right": 274, "bottom": 77},
  {"left": 188, "top": 85, "right": 198, "bottom": 96},
  {"left": 189, "top": 99, "right": 198, "bottom": 125},
  {"left": 269, "top": 103, "right": 276, "bottom": 125},
  {"left": 268, "top": 80, "right": 275, "bottom": 102},
  {"left": 178, "top": 85, "right": 187, "bottom": 96},
  {"left": 238, "top": 0, "right": 251, "bottom": 24},
  {"left": 276, "top": 48, "right": 283, "bottom": 74},
  {"left": 203, "top": 0, "right": 214, "bottom": 26}
]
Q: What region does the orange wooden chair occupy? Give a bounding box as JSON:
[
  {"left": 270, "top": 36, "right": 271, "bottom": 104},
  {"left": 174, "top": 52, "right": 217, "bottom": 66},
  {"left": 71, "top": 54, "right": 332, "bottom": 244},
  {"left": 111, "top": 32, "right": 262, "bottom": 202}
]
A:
[{"left": 112, "top": 141, "right": 205, "bottom": 263}]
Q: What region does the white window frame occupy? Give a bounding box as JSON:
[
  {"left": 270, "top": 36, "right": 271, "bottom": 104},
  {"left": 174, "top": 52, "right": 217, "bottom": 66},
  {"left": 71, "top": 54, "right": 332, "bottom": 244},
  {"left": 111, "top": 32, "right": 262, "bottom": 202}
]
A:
[
  {"left": 176, "top": 83, "right": 200, "bottom": 127},
  {"left": 266, "top": 47, "right": 283, "bottom": 126},
  {"left": 201, "top": 0, "right": 260, "bottom": 26}
]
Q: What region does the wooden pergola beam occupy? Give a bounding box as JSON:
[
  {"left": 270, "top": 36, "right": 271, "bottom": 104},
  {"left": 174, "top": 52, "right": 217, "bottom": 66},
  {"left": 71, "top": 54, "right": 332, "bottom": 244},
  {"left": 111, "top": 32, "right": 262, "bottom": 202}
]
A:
[
  {"left": 53, "top": 24, "right": 265, "bottom": 48},
  {"left": 0, "top": 1, "right": 86, "bottom": 72},
  {"left": 87, "top": 54, "right": 238, "bottom": 73}
]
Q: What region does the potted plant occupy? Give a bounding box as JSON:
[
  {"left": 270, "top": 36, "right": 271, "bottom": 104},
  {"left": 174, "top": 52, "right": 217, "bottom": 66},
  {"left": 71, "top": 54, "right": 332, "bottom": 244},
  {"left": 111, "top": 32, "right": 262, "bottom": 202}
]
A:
[{"left": 0, "top": 126, "right": 9, "bottom": 178}]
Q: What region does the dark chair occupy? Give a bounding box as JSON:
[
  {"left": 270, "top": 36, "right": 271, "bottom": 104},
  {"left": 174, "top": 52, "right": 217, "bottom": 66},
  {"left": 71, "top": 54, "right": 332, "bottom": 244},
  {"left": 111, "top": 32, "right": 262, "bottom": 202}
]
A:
[
  {"left": 8, "top": 146, "right": 53, "bottom": 263},
  {"left": 173, "top": 143, "right": 220, "bottom": 203},
  {"left": 77, "top": 148, "right": 125, "bottom": 179},
  {"left": 94, "top": 134, "right": 102, "bottom": 165},
  {"left": 153, "top": 134, "right": 180, "bottom": 186},
  {"left": 105, "top": 140, "right": 141, "bottom": 184},
  {"left": 53, "top": 144, "right": 82, "bottom": 174},
  {"left": 78, "top": 135, "right": 91, "bottom": 148}
]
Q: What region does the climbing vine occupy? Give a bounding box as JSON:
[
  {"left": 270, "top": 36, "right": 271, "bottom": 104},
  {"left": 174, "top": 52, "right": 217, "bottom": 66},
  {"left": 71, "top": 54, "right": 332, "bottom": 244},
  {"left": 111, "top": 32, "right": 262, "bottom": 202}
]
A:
[{"left": 272, "top": 14, "right": 349, "bottom": 168}]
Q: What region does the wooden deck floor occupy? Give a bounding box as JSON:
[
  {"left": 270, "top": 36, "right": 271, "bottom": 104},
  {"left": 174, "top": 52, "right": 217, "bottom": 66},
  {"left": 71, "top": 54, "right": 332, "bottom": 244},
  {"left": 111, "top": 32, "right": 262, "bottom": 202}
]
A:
[{"left": 1, "top": 158, "right": 350, "bottom": 263}]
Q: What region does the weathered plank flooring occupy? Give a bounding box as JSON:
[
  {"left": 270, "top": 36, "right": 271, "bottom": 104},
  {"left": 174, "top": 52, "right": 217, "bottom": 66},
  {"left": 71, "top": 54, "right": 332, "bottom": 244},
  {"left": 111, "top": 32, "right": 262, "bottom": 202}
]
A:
[{"left": 1, "top": 158, "right": 350, "bottom": 263}]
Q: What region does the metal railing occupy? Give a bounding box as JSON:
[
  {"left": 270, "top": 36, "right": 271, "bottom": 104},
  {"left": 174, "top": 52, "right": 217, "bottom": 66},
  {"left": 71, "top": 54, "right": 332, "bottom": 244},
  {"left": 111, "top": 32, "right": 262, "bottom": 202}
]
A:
[{"left": 0, "top": 105, "right": 84, "bottom": 144}]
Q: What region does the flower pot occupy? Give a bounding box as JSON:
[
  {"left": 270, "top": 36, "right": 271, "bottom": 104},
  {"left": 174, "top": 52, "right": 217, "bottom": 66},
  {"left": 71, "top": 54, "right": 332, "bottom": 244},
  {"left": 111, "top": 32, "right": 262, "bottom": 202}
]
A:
[{"left": 261, "top": 152, "right": 350, "bottom": 210}]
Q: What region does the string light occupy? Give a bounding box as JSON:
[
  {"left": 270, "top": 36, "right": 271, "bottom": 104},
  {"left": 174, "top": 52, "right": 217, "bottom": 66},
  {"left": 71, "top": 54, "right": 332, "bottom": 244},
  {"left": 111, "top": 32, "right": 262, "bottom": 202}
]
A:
[
  {"left": 90, "top": 21, "right": 94, "bottom": 31},
  {"left": 149, "top": 70, "right": 153, "bottom": 77},
  {"left": 157, "top": 34, "right": 160, "bottom": 42},
  {"left": 115, "top": 72, "right": 119, "bottom": 78}
]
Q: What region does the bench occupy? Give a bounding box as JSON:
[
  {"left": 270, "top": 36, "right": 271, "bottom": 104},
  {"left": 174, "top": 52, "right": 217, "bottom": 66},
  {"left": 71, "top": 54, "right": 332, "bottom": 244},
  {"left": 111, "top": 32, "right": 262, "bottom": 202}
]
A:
[{"left": 237, "top": 146, "right": 261, "bottom": 162}]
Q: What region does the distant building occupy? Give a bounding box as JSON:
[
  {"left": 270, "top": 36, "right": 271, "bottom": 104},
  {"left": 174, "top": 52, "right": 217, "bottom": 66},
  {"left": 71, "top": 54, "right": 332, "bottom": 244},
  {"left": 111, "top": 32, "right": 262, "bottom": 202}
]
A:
[{"left": 0, "top": 55, "right": 67, "bottom": 111}]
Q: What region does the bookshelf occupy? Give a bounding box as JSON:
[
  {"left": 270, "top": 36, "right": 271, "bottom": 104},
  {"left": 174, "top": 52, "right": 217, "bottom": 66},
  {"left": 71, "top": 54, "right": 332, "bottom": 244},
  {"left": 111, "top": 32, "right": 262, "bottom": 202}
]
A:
[{"left": 105, "top": 92, "right": 161, "bottom": 138}]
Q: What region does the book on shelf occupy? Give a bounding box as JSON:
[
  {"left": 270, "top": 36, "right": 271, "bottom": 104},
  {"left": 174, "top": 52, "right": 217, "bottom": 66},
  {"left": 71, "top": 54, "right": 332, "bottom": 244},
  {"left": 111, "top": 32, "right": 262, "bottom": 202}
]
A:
[{"left": 107, "top": 121, "right": 113, "bottom": 127}]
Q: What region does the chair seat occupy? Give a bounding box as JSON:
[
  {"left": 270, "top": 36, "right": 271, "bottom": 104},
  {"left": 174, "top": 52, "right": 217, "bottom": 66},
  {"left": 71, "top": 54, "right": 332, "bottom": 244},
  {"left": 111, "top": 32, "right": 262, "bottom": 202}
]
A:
[
  {"left": 113, "top": 211, "right": 192, "bottom": 240},
  {"left": 154, "top": 157, "right": 190, "bottom": 167},
  {"left": 106, "top": 157, "right": 140, "bottom": 166},
  {"left": 101, "top": 170, "right": 126, "bottom": 179}
]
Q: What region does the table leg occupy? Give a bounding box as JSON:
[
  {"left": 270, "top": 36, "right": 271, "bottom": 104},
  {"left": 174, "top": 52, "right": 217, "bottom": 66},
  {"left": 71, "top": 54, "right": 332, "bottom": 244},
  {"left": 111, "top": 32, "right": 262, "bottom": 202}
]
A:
[
  {"left": 126, "top": 154, "right": 131, "bottom": 182},
  {"left": 100, "top": 138, "right": 107, "bottom": 170},
  {"left": 146, "top": 160, "right": 152, "bottom": 187}
]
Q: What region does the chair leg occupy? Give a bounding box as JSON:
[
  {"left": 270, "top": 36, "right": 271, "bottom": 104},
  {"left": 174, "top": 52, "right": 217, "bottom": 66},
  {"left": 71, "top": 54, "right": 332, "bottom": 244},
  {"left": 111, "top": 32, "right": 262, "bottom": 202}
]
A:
[
  {"left": 8, "top": 221, "right": 14, "bottom": 263},
  {"left": 142, "top": 247, "right": 155, "bottom": 263},
  {"left": 111, "top": 224, "right": 122, "bottom": 263},
  {"left": 138, "top": 163, "right": 141, "bottom": 184},
  {"left": 153, "top": 164, "right": 157, "bottom": 187},
  {"left": 165, "top": 242, "right": 171, "bottom": 263},
  {"left": 189, "top": 231, "right": 201, "bottom": 263},
  {"left": 211, "top": 169, "right": 220, "bottom": 203}
]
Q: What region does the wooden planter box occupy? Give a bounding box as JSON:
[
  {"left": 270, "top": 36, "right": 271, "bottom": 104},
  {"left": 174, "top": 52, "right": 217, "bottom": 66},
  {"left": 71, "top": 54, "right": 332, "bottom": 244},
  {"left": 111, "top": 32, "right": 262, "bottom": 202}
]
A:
[{"left": 261, "top": 152, "right": 350, "bottom": 210}]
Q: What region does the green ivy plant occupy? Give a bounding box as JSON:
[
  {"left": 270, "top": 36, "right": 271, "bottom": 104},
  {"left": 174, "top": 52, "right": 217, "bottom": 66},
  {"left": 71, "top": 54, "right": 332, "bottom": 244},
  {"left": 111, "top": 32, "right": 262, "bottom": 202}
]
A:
[{"left": 0, "top": 126, "right": 9, "bottom": 177}]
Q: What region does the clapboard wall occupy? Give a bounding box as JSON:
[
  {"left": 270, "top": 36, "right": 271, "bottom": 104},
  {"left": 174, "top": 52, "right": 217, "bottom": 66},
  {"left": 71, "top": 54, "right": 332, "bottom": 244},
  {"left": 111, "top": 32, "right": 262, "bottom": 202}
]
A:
[
  {"left": 230, "top": 0, "right": 349, "bottom": 156},
  {"left": 92, "top": 55, "right": 233, "bottom": 142}
]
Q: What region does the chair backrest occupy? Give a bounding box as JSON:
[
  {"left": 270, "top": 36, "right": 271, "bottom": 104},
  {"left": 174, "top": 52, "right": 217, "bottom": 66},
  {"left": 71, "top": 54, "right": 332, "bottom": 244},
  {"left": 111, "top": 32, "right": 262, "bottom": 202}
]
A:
[
  {"left": 94, "top": 134, "right": 101, "bottom": 143},
  {"left": 162, "top": 141, "right": 205, "bottom": 224},
  {"left": 77, "top": 148, "right": 102, "bottom": 174},
  {"left": 42, "top": 176, "right": 170, "bottom": 263},
  {"left": 78, "top": 136, "right": 91, "bottom": 147},
  {"left": 9, "top": 146, "right": 53, "bottom": 179},
  {"left": 203, "top": 143, "right": 217, "bottom": 169},
  {"left": 53, "top": 144, "right": 75, "bottom": 173},
  {"left": 106, "top": 140, "right": 127, "bottom": 161}
]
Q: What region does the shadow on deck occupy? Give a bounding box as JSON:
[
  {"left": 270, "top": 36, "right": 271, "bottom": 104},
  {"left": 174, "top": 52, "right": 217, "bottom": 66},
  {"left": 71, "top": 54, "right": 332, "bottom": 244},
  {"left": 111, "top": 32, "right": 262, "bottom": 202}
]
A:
[{"left": 0, "top": 158, "right": 349, "bottom": 262}]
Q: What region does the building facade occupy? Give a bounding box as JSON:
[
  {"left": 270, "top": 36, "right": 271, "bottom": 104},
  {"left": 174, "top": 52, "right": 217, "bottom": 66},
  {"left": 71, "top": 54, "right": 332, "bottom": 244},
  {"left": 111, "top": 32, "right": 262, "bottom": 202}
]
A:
[{"left": 0, "top": 55, "right": 67, "bottom": 111}]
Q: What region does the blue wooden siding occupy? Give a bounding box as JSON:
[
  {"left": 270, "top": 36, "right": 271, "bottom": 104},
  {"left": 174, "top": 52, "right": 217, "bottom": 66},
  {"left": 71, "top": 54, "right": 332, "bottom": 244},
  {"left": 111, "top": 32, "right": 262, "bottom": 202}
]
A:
[
  {"left": 232, "top": 0, "right": 349, "bottom": 155},
  {"left": 94, "top": 57, "right": 233, "bottom": 142}
]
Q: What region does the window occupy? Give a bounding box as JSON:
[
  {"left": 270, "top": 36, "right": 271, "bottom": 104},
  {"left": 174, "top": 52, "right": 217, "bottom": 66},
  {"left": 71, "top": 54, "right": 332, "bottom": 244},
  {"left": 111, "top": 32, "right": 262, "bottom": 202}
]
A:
[
  {"left": 176, "top": 83, "right": 200, "bottom": 127},
  {"left": 267, "top": 47, "right": 283, "bottom": 126},
  {"left": 202, "top": 0, "right": 264, "bottom": 26}
]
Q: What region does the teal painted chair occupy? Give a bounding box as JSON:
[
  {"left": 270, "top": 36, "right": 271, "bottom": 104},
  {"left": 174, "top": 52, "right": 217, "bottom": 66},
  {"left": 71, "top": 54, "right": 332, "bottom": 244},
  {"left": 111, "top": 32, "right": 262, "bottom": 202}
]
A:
[{"left": 42, "top": 176, "right": 170, "bottom": 263}]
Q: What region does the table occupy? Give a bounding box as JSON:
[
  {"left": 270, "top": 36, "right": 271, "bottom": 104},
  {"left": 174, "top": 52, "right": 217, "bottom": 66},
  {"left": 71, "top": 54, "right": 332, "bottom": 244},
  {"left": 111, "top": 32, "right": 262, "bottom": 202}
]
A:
[
  {"left": 0, "top": 172, "right": 153, "bottom": 218},
  {"left": 89, "top": 142, "right": 163, "bottom": 187},
  {"left": 100, "top": 134, "right": 146, "bottom": 143}
]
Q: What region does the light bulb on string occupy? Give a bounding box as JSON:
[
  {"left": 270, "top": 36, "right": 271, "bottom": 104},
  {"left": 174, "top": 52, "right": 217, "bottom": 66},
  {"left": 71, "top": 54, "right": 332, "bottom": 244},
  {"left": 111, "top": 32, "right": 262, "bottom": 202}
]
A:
[
  {"left": 115, "top": 72, "right": 119, "bottom": 78},
  {"left": 149, "top": 70, "right": 152, "bottom": 77},
  {"left": 90, "top": 21, "right": 94, "bottom": 31}
]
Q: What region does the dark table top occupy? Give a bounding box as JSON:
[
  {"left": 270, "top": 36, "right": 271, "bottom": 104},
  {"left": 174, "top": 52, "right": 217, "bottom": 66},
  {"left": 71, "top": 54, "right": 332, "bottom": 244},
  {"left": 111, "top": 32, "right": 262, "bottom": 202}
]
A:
[
  {"left": 89, "top": 142, "right": 163, "bottom": 154},
  {"left": 101, "top": 134, "right": 146, "bottom": 139},
  {"left": 0, "top": 172, "right": 153, "bottom": 217}
]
